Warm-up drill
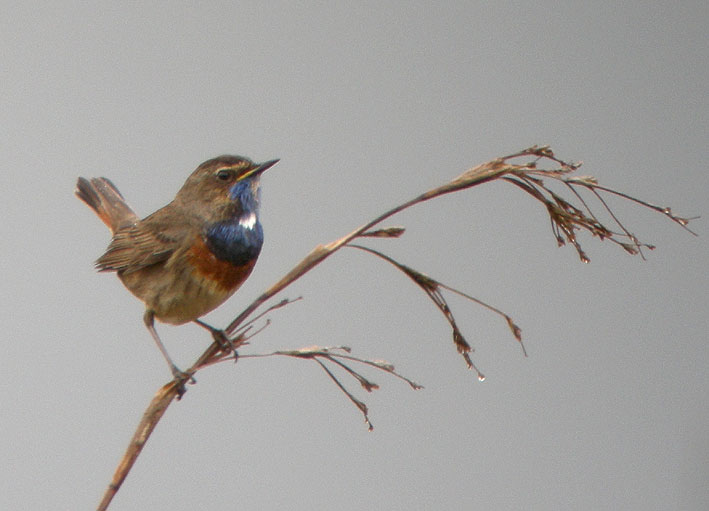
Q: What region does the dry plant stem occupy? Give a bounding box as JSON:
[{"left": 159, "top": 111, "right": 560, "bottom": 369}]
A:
[
  {"left": 244, "top": 346, "right": 423, "bottom": 390},
  {"left": 242, "top": 346, "right": 424, "bottom": 431},
  {"left": 97, "top": 145, "right": 692, "bottom": 510},
  {"left": 347, "top": 244, "right": 527, "bottom": 361},
  {"left": 97, "top": 382, "right": 178, "bottom": 511}
]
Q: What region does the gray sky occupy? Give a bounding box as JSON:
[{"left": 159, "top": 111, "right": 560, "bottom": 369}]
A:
[{"left": 2, "top": 2, "right": 707, "bottom": 510}]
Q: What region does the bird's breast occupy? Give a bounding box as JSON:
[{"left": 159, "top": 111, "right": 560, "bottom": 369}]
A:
[
  {"left": 186, "top": 234, "right": 258, "bottom": 292},
  {"left": 138, "top": 215, "right": 264, "bottom": 324},
  {"left": 204, "top": 216, "right": 264, "bottom": 266}
]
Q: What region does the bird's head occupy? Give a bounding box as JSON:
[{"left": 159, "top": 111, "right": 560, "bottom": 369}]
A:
[{"left": 176, "top": 155, "right": 279, "bottom": 217}]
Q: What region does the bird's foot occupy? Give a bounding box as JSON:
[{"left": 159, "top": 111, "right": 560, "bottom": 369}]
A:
[
  {"left": 169, "top": 365, "right": 196, "bottom": 399},
  {"left": 211, "top": 329, "right": 239, "bottom": 363}
]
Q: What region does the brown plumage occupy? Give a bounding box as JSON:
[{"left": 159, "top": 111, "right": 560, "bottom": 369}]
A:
[{"left": 76, "top": 156, "right": 279, "bottom": 382}]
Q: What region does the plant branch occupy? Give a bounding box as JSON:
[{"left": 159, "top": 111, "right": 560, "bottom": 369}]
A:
[{"left": 96, "top": 145, "right": 694, "bottom": 510}]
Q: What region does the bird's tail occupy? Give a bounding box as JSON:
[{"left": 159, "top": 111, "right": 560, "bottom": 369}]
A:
[{"left": 75, "top": 177, "right": 138, "bottom": 233}]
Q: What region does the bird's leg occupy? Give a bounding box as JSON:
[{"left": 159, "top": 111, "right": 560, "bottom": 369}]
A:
[
  {"left": 143, "top": 310, "right": 195, "bottom": 396},
  {"left": 194, "top": 319, "right": 239, "bottom": 363}
]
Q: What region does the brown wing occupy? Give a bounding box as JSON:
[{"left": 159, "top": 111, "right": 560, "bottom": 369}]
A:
[{"left": 95, "top": 204, "right": 196, "bottom": 273}]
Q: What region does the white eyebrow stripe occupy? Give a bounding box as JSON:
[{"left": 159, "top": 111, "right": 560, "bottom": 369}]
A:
[{"left": 239, "top": 212, "right": 257, "bottom": 229}]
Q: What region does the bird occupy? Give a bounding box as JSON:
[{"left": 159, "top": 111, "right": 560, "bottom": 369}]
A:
[{"left": 76, "top": 155, "right": 279, "bottom": 387}]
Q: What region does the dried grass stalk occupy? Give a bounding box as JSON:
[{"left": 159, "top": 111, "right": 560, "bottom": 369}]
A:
[{"left": 97, "top": 145, "right": 693, "bottom": 510}]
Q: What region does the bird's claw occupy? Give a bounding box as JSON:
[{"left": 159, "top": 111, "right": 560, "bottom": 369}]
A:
[
  {"left": 170, "top": 366, "right": 196, "bottom": 399},
  {"left": 211, "top": 329, "right": 239, "bottom": 364}
]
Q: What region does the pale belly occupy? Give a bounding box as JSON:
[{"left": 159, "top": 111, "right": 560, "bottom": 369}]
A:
[{"left": 118, "top": 257, "right": 255, "bottom": 325}]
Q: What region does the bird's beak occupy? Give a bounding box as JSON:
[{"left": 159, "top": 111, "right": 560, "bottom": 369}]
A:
[{"left": 245, "top": 159, "right": 279, "bottom": 179}]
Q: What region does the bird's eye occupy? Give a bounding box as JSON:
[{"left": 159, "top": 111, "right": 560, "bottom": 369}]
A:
[{"left": 216, "top": 169, "right": 232, "bottom": 181}]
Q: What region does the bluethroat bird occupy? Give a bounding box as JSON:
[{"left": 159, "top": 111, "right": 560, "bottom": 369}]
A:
[{"left": 76, "top": 155, "right": 279, "bottom": 384}]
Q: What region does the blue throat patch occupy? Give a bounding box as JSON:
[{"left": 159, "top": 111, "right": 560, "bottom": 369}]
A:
[
  {"left": 205, "top": 179, "right": 264, "bottom": 266},
  {"left": 229, "top": 179, "right": 260, "bottom": 210}
]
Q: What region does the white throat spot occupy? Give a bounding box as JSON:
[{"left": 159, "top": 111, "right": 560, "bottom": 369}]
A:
[{"left": 239, "top": 212, "right": 257, "bottom": 230}]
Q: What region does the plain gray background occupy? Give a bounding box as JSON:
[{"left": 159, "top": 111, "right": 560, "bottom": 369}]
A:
[{"left": 2, "top": 2, "right": 707, "bottom": 510}]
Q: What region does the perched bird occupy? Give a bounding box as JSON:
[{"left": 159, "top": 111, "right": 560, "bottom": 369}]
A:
[{"left": 76, "top": 155, "right": 279, "bottom": 383}]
